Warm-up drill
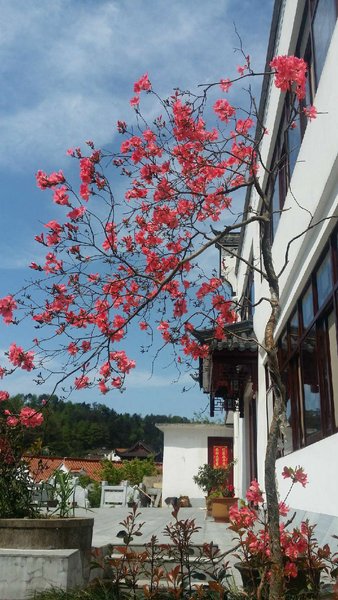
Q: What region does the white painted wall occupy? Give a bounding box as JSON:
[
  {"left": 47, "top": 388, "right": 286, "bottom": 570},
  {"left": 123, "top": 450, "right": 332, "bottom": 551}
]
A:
[
  {"left": 276, "top": 433, "right": 338, "bottom": 516},
  {"left": 234, "top": 1, "right": 338, "bottom": 514},
  {"left": 156, "top": 423, "right": 235, "bottom": 506}
]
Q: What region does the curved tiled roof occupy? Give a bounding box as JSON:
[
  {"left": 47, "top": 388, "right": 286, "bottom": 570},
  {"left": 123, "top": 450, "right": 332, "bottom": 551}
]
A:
[{"left": 24, "top": 456, "right": 119, "bottom": 482}]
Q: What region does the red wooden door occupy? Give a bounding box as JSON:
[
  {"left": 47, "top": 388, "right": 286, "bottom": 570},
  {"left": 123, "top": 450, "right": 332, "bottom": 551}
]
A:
[{"left": 207, "top": 437, "right": 234, "bottom": 484}]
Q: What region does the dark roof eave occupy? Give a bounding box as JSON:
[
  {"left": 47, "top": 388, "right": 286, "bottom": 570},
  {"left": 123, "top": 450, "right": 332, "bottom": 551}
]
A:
[{"left": 193, "top": 319, "right": 257, "bottom": 353}]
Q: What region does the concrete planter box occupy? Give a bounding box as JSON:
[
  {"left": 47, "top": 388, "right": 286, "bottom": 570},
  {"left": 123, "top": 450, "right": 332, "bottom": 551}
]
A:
[{"left": 0, "top": 517, "right": 94, "bottom": 599}]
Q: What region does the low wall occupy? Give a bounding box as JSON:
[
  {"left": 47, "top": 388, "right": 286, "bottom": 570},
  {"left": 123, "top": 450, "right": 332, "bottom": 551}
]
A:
[{"left": 0, "top": 549, "right": 83, "bottom": 600}]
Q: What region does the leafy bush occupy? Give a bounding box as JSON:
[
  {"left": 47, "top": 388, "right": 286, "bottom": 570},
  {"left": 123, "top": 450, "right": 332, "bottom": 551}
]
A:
[
  {"left": 30, "top": 581, "right": 120, "bottom": 599},
  {"left": 100, "top": 457, "right": 157, "bottom": 486},
  {"left": 121, "top": 457, "right": 157, "bottom": 485},
  {"left": 87, "top": 482, "right": 101, "bottom": 508}
]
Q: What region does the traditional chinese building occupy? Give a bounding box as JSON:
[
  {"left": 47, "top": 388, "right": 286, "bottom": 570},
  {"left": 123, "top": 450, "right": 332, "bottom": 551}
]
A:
[{"left": 199, "top": 0, "right": 338, "bottom": 516}]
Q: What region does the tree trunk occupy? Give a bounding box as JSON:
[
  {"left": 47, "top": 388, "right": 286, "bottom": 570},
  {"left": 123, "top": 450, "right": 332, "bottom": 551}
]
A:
[
  {"left": 265, "top": 349, "right": 286, "bottom": 599},
  {"left": 260, "top": 210, "right": 286, "bottom": 599}
]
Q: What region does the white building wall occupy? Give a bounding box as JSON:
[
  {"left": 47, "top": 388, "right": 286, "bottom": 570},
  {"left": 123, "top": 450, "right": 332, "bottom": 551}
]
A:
[
  {"left": 276, "top": 433, "right": 338, "bottom": 516},
  {"left": 235, "top": 1, "right": 338, "bottom": 514},
  {"left": 156, "top": 423, "right": 235, "bottom": 506}
]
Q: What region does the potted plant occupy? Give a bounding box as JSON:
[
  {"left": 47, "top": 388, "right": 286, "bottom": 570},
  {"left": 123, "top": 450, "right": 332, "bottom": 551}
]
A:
[
  {"left": 193, "top": 461, "right": 237, "bottom": 519},
  {"left": 209, "top": 481, "right": 237, "bottom": 522},
  {"left": 230, "top": 467, "right": 333, "bottom": 598}
]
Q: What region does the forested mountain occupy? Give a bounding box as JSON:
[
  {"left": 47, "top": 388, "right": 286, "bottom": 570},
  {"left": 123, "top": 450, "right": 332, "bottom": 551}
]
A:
[{"left": 10, "top": 394, "right": 190, "bottom": 457}]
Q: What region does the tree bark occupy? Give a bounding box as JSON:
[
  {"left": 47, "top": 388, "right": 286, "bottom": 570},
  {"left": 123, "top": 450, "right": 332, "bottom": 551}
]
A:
[{"left": 260, "top": 210, "right": 286, "bottom": 599}]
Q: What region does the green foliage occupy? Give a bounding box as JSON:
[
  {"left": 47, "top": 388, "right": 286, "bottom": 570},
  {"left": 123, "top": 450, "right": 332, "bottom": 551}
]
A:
[
  {"left": 100, "top": 457, "right": 157, "bottom": 486},
  {"left": 193, "top": 462, "right": 234, "bottom": 495},
  {"left": 87, "top": 482, "right": 101, "bottom": 508},
  {"left": 19, "top": 394, "right": 190, "bottom": 457},
  {"left": 49, "top": 471, "right": 76, "bottom": 517},
  {"left": 30, "top": 581, "right": 120, "bottom": 599},
  {"left": 0, "top": 458, "right": 39, "bottom": 519},
  {"left": 0, "top": 416, "right": 40, "bottom": 518},
  {"left": 121, "top": 457, "right": 157, "bottom": 485},
  {"left": 78, "top": 474, "right": 92, "bottom": 489},
  {"left": 100, "top": 460, "right": 123, "bottom": 485}
]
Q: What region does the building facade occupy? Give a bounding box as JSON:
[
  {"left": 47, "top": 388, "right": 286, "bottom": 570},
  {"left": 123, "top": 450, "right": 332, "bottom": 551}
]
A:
[
  {"left": 201, "top": 0, "right": 338, "bottom": 516},
  {"left": 156, "top": 423, "right": 234, "bottom": 505}
]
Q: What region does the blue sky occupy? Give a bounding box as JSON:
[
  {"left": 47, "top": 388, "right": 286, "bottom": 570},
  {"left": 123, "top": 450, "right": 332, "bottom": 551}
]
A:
[{"left": 0, "top": 0, "right": 273, "bottom": 417}]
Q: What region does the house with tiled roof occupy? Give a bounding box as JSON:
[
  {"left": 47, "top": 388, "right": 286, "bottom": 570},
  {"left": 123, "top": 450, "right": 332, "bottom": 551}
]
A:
[
  {"left": 115, "top": 440, "right": 160, "bottom": 461},
  {"left": 25, "top": 455, "right": 118, "bottom": 483}
]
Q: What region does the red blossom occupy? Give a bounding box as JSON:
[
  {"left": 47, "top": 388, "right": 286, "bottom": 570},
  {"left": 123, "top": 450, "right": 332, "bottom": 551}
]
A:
[
  {"left": 67, "top": 342, "right": 79, "bottom": 355},
  {"left": 130, "top": 95, "right": 140, "bottom": 107},
  {"left": 133, "top": 73, "right": 152, "bottom": 93},
  {"left": 67, "top": 206, "right": 86, "bottom": 221},
  {"left": 19, "top": 407, "right": 44, "bottom": 428},
  {"left": 219, "top": 78, "right": 232, "bottom": 92},
  {"left": 270, "top": 55, "right": 307, "bottom": 100},
  {"left": 213, "top": 99, "right": 236, "bottom": 123},
  {"left": 282, "top": 465, "right": 308, "bottom": 487},
  {"left": 303, "top": 105, "right": 317, "bottom": 121},
  {"left": 117, "top": 120, "right": 127, "bottom": 133},
  {"left": 53, "top": 186, "right": 70, "bottom": 206},
  {"left": 5, "top": 412, "right": 19, "bottom": 427},
  {"left": 246, "top": 479, "right": 264, "bottom": 504},
  {"left": 0, "top": 391, "right": 9, "bottom": 402},
  {"left": 80, "top": 157, "right": 94, "bottom": 184},
  {"left": 74, "top": 375, "right": 90, "bottom": 389},
  {"left": 8, "top": 343, "right": 34, "bottom": 371},
  {"left": 36, "top": 170, "right": 65, "bottom": 189},
  {"left": 278, "top": 501, "right": 289, "bottom": 516},
  {"left": 0, "top": 295, "right": 17, "bottom": 324}
]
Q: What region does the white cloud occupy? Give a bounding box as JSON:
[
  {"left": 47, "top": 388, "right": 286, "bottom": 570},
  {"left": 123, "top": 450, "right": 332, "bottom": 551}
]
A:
[
  {"left": 126, "top": 367, "right": 192, "bottom": 389},
  {"left": 0, "top": 0, "right": 271, "bottom": 171}
]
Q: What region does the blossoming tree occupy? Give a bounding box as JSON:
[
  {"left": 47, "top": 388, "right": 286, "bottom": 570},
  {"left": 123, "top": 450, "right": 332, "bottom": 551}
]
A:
[{"left": 0, "top": 56, "right": 318, "bottom": 599}]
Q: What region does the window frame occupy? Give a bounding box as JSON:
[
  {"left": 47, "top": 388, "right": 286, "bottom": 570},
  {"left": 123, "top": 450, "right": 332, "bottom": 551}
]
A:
[
  {"left": 267, "top": 0, "right": 337, "bottom": 242},
  {"left": 278, "top": 229, "right": 338, "bottom": 452}
]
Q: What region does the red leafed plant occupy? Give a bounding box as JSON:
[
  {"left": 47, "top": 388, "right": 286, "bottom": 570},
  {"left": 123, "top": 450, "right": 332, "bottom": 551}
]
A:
[{"left": 229, "top": 467, "right": 334, "bottom": 598}]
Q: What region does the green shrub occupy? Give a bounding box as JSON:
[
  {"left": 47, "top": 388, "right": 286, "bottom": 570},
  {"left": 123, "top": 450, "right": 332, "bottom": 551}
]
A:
[
  {"left": 87, "top": 482, "right": 101, "bottom": 508},
  {"left": 121, "top": 457, "right": 157, "bottom": 485},
  {"left": 99, "top": 460, "right": 123, "bottom": 485},
  {"left": 100, "top": 457, "right": 157, "bottom": 486},
  {"left": 30, "top": 581, "right": 120, "bottom": 599}
]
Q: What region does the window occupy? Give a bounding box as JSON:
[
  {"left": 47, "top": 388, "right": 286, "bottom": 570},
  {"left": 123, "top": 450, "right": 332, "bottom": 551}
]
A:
[
  {"left": 241, "top": 264, "right": 255, "bottom": 320},
  {"left": 267, "top": 1, "right": 337, "bottom": 241},
  {"left": 278, "top": 229, "right": 338, "bottom": 452},
  {"left": 312, "top": 0, "right": 337, "bottom": 84}
]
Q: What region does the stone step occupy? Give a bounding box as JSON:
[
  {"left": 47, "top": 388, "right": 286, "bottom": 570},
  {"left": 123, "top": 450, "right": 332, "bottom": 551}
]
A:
[{"left": 103, "top": 543, "right": 224, "bottom": 584}]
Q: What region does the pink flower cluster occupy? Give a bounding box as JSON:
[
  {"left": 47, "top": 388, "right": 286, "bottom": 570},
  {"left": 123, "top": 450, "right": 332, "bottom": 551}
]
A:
[
  {"left": 2, "top": 404, "right": 43, "bottom": 428},
  {"left": 0, "top": 295, "right": 17, "bottom": 324},
  {"left": 23, "top": 54, "right": 317, "bottom": 399},
  {"left": 130, "top": 73, "right": 152, "bottom": 107},
  {"left": 213, "top": 99, "right": 236, "bottom": 123},
  {"left": 229, "top": 467, "right": 332, "bottom": 584},
  {"left": 8, "top": 343, "right": 34, "bottom": 371},
  {"left": 282, "top": 465, "right": 308, "bottom": 487},
  {"left": 270, "top": 55, "right": 307, "bottom": 100},
  {"left": 36, "top": 170, "right": 65, "bottom": 189}
]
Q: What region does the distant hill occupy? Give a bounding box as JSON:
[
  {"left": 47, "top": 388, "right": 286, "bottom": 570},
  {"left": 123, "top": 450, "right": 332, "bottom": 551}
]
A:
[{"left": 9, "top": 394, "right": 191, "bottom": 457}]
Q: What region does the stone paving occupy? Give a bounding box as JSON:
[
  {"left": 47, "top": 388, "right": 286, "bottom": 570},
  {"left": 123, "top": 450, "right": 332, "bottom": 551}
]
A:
[
  {"left": 75, "top": 504, "right": 338, "bottom": 597},
  {"left": 75, "top": 504, "right": 236, "bottom": 554}
]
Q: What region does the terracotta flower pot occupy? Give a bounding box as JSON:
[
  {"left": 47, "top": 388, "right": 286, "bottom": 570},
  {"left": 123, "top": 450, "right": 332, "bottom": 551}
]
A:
[
  {"left": 235, "top": 561, "right": 323, "bottom": 598},
  {"left": 211, "top": 497, "right": 238, "bottom": 522}
]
